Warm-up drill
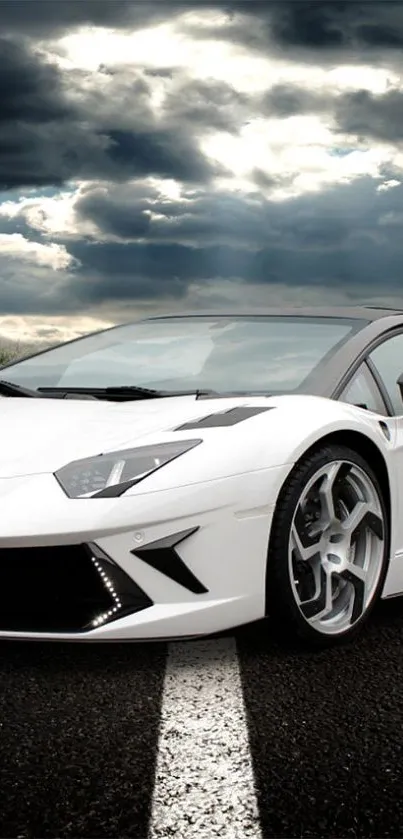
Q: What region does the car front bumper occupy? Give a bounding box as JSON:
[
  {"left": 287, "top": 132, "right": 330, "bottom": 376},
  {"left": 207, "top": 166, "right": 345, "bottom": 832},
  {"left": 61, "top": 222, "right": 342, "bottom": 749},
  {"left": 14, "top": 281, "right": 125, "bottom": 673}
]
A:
[{"left": 0, "top": 463, "right": 291, "bottom": 640}]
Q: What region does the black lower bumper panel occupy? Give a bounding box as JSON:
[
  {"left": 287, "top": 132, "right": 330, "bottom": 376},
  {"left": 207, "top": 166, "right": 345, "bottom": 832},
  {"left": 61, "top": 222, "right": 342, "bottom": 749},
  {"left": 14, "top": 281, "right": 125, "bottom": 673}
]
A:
[{"left": 0, "top": 543, "right": 152, "bottom": 633}]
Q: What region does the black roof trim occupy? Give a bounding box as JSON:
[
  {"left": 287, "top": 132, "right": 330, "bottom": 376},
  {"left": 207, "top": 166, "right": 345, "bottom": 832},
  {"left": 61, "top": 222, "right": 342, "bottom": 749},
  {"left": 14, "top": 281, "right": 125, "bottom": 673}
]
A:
[{"left": 142, "top": 306, "right": 403, "bottom": 323}]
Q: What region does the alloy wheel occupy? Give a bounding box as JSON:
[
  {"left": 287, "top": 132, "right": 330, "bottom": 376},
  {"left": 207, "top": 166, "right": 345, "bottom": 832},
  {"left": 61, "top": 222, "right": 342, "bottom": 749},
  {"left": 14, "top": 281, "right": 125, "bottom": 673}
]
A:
[{"left": 288, "top": 459, "right": 385, "bottom": 635}]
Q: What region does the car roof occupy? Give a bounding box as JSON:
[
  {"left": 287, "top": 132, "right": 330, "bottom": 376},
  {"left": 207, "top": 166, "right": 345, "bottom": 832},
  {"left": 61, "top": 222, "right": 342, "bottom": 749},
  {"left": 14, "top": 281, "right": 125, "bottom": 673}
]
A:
[{"left": 147, "top": 306, "right": 403, "bottom": 322}]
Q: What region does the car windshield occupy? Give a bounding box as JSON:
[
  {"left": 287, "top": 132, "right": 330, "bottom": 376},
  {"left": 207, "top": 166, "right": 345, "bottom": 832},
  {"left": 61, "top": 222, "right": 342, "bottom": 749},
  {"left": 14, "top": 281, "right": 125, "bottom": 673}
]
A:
[{"left": 1, "top": 315, "right": 365, "bottom": 395}]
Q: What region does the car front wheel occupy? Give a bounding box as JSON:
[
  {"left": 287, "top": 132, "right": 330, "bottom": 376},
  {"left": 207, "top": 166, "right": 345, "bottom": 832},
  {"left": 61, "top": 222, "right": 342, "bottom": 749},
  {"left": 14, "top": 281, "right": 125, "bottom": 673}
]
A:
[{"left": 266, "top": 444, "right": 389, "bottom": 646}]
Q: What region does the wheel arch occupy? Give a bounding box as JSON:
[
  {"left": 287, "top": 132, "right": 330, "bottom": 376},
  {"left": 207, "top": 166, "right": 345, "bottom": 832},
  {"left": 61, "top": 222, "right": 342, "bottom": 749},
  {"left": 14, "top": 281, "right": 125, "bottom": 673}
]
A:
[
  {"left": 265, "top": 428, "right": 392, "bottom": 617},
  {"left": 296, "top": 430, "right": 391, "bottom": 531}
]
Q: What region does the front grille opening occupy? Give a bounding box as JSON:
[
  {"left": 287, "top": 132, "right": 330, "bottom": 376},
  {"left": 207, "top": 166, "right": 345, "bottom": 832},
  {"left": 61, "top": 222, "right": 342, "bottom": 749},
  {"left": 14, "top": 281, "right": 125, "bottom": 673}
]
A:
[{"left": 0, "top": 544, "right": 152, "bottom": 633}]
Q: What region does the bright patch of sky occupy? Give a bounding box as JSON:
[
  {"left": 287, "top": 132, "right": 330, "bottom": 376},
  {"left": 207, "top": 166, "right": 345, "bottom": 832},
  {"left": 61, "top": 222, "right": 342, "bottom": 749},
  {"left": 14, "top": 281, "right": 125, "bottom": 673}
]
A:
[
  {"left": 53, "top": 17, "right": 399, "bottom": 93},
  {"left": 203, "top": 118, "right": 392, "bottom": 198},
  {"left": 0, "top": 233, "right": 73, "bottom": 270},
  {"left": 0, "top": 314, "right": 113, "bottom": 347},
  {"left": 36, "top": 16, "right": 403, "bottom": 202}
]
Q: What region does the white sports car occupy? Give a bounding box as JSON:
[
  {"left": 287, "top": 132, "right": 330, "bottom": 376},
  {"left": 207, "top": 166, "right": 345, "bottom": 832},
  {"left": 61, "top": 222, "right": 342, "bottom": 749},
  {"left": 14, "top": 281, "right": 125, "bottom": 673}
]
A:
[{"left": 1, "top": 307, "right": 403, "bottom": 646}]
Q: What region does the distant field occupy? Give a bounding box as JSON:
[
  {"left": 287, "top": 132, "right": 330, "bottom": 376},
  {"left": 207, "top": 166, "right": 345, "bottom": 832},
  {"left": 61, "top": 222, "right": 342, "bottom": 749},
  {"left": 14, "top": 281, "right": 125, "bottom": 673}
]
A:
[
  {"left": 0, "top": 341, "right": 50, "bottom": 366},
  {"left": 0, "top": 348, "right": 19, "bottom": 366},
  {"left": 0, "top": 345, "right": 38, "bottom": 366}
]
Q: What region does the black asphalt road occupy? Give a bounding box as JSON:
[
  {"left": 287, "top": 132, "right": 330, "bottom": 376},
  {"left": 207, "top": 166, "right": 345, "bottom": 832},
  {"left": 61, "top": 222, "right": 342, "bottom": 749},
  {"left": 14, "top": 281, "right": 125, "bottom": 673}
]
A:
[
  {"left": 0, "top": 642, "right": 166, "bottom": 838},
  {"left": 238, "top": 600, "right": 403, "bottom": 839},
  {"left": 1, "top": 600, "right": 403, "bottom": 839}
]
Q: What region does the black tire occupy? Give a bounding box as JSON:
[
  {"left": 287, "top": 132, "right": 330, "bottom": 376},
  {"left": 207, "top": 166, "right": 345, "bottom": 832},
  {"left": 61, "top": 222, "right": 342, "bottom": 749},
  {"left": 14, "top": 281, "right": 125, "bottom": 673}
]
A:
[{"left": 266, "top": 443, "right": 389, "bottom": 647}]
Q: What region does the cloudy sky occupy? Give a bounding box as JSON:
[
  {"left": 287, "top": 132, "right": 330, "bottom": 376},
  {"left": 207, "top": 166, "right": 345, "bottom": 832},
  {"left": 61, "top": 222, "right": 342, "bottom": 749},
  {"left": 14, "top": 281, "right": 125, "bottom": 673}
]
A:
[{"left": 1, "top": 0, "right": 403, "bottom": 344}]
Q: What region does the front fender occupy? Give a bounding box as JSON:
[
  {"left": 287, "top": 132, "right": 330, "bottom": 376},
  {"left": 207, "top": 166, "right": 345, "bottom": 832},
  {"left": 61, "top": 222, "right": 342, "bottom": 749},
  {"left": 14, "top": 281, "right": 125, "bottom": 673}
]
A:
[
  {"left": 125, "top": 395, "right": 393, "bottom": 494},
  {"left": 262, "top": 394, "right": 393, "bottom": 470}
]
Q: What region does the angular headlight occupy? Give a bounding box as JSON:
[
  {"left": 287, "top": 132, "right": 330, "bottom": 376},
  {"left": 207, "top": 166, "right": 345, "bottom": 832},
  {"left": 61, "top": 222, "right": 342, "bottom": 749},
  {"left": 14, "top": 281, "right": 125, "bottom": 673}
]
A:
[{"left": 55, "top": 439, "right": 201, "bottom": 499}]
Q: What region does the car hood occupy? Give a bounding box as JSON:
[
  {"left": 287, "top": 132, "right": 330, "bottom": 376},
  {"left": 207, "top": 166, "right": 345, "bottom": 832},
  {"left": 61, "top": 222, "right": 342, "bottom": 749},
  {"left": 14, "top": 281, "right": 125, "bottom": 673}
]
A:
[{"left": 0, "top": 394, "right": 264, "bottom": 477}]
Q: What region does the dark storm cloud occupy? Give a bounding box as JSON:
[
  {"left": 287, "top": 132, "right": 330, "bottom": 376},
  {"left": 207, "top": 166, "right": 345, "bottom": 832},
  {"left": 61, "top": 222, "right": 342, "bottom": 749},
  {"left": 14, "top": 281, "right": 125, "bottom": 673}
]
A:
[
  {"left": 75, "top": 183, "right": 282, "bottom": 247},
  {"left": 0, "top": 37, "right": 217, "bottom": 190},
  {"left": 0, "top": 38, "right": 77, "bottom": 188},
  {"left": 162, "top": 78, "right": 251, "bottom": 132},
  {"left": 0, "top": 38, "right": 74, "bottom": 124},
  {"left": 76, "top": 178, "right": 383, "bottom": 251},
  {"left": 266, "top": 2, "right": 359, "bottom": 51},
  {"left": 0, "top": 213, "right": 36, "bottom": 239},
  {"left": 1, "top": 173, "right": 403, "bottom": 316},
  {"left": 239, "top": 1, "right": 348, "bottom": 51},
  {"left": 0, "top": 111, "right": 218, "bottom": 190},
  {"left": 270, "top": 1, "right": 403, "bottom": 54},
  {"left": 68, "top": 242, "right": 190, "bottom": 303},
  {"left": 51, "top": 176, "right": 403, "bottom": 310},
  {"left": 76, "top": 183, "right": 154, "bottom": 239},
  {"left": 0, "top": 261, "right": 80, "bottom": 315},
  {"left": 261, "top": 85, "right": 328, "bottom": 119},
  {"left": 0, "top": 0, "right": 182, "bottom": 35},
  {"left": 184, "top": 1, "right": 403, "bottom": 62},
  {"left": 259, "top": 82, "right": 403, "bottom": 145},
  {"left": 106, "top": 129, "right": 212, "bottom": 182},
  {"left": 335, "top": 89, "right": 403, "bottom": 143}
]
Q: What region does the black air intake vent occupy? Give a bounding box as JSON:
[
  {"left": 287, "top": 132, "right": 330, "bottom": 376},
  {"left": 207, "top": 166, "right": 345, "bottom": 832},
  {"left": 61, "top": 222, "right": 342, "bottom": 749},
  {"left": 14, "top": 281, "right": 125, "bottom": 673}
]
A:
[
  {"left": 176, "top": 405, "right": 274, "bottom": 430},
  {"left": 132, "top": 527, "right": 207, "bottom": 594},
  {"left": 0, "top": 543, "right": 152, "bottom": 633}
]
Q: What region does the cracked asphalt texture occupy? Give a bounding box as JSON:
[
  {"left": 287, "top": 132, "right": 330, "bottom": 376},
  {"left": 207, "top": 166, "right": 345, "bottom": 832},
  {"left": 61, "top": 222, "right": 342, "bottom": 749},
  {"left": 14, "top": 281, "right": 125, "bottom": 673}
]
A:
[{"left": 0, "top": 599, "right": 403, "bottom": 838}]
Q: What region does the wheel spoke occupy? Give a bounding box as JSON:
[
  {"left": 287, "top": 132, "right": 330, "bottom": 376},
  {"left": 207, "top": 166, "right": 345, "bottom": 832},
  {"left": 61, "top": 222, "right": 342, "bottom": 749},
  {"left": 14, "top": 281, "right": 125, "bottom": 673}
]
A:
[
  {"left": 342, "top": 500, "right": 369, "bottom": 534},
  {"left": 291, "top": 523, "right": 321, "bottom": 561},
  {"left": 342, "top": 501, "right": 384, "bottom": 542},
  {"left": 294, "top": 507, "right": 322, "bottom": 549},
  {"left": 339, "top": 563, "right": 367, "bottom": 623},
  {"left": 318, "top": 462, "right": 347, "bottom": 526},
  {"left": 300, "top": 565, "right": 333, "bottom": 620}
]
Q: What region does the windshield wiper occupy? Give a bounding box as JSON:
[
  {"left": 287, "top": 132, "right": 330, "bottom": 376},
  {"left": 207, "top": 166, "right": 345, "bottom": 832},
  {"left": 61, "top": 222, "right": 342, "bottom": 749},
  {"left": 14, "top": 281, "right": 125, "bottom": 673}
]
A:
[
  {"left": 37, "top": 385, "right": 218, "bottom": 401},
  {"left": 0, "top": 379, "right": 41, "bottom": 398}
]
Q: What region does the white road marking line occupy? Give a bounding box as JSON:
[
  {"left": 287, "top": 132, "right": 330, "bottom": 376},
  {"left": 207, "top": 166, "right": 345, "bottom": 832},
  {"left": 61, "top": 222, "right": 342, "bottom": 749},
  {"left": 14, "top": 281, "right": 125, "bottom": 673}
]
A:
[{"left": 149, "top": 637, "right": 262, "bottom": 839}]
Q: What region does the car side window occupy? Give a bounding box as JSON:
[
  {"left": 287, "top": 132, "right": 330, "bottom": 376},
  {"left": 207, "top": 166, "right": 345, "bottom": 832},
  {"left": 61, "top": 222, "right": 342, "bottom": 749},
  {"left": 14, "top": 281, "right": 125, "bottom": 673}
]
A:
[
  {"left": 339, "top": 363, "right": 387, "bottom": 415},
  {"left": 369, "top": 333, "right": 403, "bottom": 416}
]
